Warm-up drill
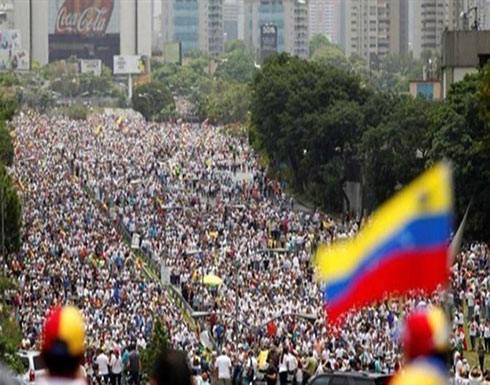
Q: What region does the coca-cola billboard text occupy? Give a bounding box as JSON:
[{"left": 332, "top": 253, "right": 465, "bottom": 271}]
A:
[
  {"left": 48, "top": 0, "right": 120, "bottom": 70},
  {"left": 52, "top": 0, "right": 116, "bottom": 36}
]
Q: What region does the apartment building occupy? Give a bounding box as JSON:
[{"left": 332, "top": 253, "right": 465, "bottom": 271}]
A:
[
  {"left": 413, "top": 0, "right": 464, "bottom": 59},
  {"left": 161, "top": 0, "right": 224, "bottom": 56},
  {"left": 244, "top": 0, "right": 309, "bottom": 58},
  {"left": 309, "top": 0, "right": 341, "bottom": 44},
  {"left": 345, "top": 0, "right": 408, "bottom": 65}
]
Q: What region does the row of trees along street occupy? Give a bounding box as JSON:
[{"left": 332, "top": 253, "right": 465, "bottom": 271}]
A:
[
  {"left": 0, "top": 35, "right": 428, "bottom": 124},
  {"left": 1, "top": 33, "right": 490, "bottom": 371},
  {"left": 3, "top": 35, "right": 490, "bottom": 242},
  {"left": 0, "top": 87, "right": 23, "bottom": 372},
  {"left": 249, "top": 52, "right": 490, "bottom": 242}
]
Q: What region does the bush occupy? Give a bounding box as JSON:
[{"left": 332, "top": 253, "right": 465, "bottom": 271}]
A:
[
  {"left": 67, "top": 104, "right": 88, "bottom": 120},
  {"left": 0, "top": 73, "right": 19, "bottom": 87},
  {"left": 0, "top": 123, "right": 14, "bottom": 167},
  {"left": 132, "top": 82, "right": 175, "bottom": 121},
  {"left": 0, "top": 275, "right": 23, "bottom": 373},
  {"left": 140, "top": 318, "right": 169, "bottom": 379},
  {"left": 0, "top": 95, "right": 17, "bottom": 122}
]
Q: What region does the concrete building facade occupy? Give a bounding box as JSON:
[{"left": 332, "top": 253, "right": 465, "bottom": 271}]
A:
[
  {"left": 441, "top": 30, "right": 490, "bottom": 97},
  {"left": 412, "top": 0, "right": 464, "bottom": 59},
  {"left": 0, "top": 0, "right": 152, "bottom": 70},
  {"left": 309, "top": 0, "right": 328, "bottom": 38},
  {"left": 309, "top": 0, "right": 340, "bottom": 44},
  {"left": 345, "top": 0, "right": 408, "bottom": 64},
  {"left": 161, "top": 0, "right": 224, "bottom": 57},
  {"left": 223, "top": 0, "right": 244, "bottom": 41},
  {"left": 244, "top": 0, "right": 309, "bottom": 59}
]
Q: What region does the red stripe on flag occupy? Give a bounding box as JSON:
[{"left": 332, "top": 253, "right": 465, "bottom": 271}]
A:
[{"left": 326, "top": 245, "right": 449, "bottom": 323}]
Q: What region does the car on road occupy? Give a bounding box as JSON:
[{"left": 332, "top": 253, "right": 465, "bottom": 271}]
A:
[
  {"left": 17, "top": 350, "right": 46, "bottom": 384},
  {"left": 309, "top": 372, "right": 391, "bottom": 385}
]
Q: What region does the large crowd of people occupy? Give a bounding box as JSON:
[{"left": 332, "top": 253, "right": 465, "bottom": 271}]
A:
[{"left": 4, "top": 111, "right": 490, "bottom": 384}]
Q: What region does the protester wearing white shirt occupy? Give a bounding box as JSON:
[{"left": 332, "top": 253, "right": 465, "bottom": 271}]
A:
[{"left": 216, "top": 350, "right": 232, "bottom": 385}]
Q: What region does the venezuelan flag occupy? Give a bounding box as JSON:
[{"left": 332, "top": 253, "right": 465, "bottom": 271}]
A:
[{"left": 315, "top": 162, "right": 453, "bottom": 323}]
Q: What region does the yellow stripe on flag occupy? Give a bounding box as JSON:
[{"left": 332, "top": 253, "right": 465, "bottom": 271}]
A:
[{"left": 315, "top": 162, "right": 452, "bottom": 282}]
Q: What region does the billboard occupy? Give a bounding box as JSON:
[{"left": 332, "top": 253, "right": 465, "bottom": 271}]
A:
[
  {"left": 49, "top": 0, "right": 120, "bottom": 70},
  {"left": 0, "top": 30, "right": 29, "bottom": 70},
  {"left": 260, "top": 24, "right": 277, "bottom": 64},
  {"left": 80, "top": 59, "right": 101, "bottom": 75},
  {"left": 113, "top": 55, "right": 146, "bottom": 75},
  {"left": 417, "top": 83, "right": 435, "bottom": 99},
  {"left": 163, "top": 42, "right": 182, "bottom": 65}
]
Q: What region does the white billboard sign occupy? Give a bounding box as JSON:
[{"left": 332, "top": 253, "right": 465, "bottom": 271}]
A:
[
  {"left": 113, "top": 55, "right": 145, "bottom": 75},
  {"left": 80, "top": 59, "right": 102, "bottom": 76}
]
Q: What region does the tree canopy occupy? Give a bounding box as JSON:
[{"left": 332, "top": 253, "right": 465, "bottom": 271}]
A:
[
  {"left": 132, "top": 82, "right": 176, "bottom": 122},
  {"left": 0, "top": 94, "right": 22, "bottom": 373},
  {"left": 215, "top": 47, "right": 256, "bottom": 83},
  {"left": 250, "top": 53, "right": 490, "bottom": 241}
]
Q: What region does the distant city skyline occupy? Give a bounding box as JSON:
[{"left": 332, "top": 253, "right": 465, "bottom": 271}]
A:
[{"left": 2, "top": 0, "right": 490, "bottom": 69}]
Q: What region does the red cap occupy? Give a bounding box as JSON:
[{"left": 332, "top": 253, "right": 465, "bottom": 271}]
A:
[
  {"left": 41, "top": 306, "right": 85, "bottom": 357},
  {"left": 402, "top": 307, "right": 449, "bottom": 360}
]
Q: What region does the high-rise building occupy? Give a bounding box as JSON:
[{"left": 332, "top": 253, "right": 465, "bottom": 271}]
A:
[
  {"left": 345, "top": 0, "right": 409, "bottom": 64},
  {"left": 484, "top": 0, "right": 490, "bottom": 29},
  {"left": 309, "top": 0, "right": 328, "bottom": 38},
  {"left": 224, "top": 0, "right": 245, "bottom": 41},
  {"left": 244, "top": 0, "right": 309, "bottom": 59},
  {"left": 161, "top": 0, "right": 224, "bottom": 56},
  {"left": 338, "top": 0, "right": 346, "bottom": 49},
  {"left": 412, "top": 0, "right": 464, "bottom": 59},
  {"left": 0, "top": 0, "right": 152, "bottom": 70},
  {"left": 0, "top": 0, "right": 14, "bottom": 30},
  {"left": 466, "top": 0, "right": 488, "bottom": 29},
  {"left": 309, "top": 0, "right": 340, "bottom": 44},
  {"left": 207, "top": 0, "right": 225, "bottom": 56}
]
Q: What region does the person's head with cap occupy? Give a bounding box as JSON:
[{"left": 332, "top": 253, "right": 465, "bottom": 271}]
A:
[
  {"left": 41, "top": 306, "right": 85, "bottom": 378},
  {"left": 401, "top": 307, "right": 449, "bottom": 362}
]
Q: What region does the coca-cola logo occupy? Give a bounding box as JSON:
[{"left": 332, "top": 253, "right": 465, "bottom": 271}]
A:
[{"left": 55, "top": 0, "right": 114, "bottom": 36}]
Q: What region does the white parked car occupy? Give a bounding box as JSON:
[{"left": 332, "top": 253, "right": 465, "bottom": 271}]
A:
[{"left": 17, "top": 351, "right": 46, "bottom": 384}]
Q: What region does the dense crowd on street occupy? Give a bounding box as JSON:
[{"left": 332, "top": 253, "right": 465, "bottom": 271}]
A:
[{"left": 4, "top": 111, "right": 490, "bottom": 384}]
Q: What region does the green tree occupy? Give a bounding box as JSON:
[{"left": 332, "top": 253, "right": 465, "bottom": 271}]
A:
[
  {"left": 0, "top": 94, "right": 17, "bottom": 122},
  {"left": 0, "top": 164, "right": 22, "bottom": 255},
  {"left": 79, "top": 65, "right": 117, "bottom": 97},
  {"left": 311, "top": 45, "right": 352, "bottom": 72},
  {"left": 309, "top": 34, "right": 331, "bottom": 57},
  {"left": 0, "top": 274, "right": 22, "bottom": 373},
  {"left": 0, "top": 123, "right": 14, "bottom": 167},
  {"left": 375, "top": 54, "right": 424, "bottom": 92},
  {"left": 132, "top": 82, "right": 175, "bottom": 121},
  {"left": 184, "top": 48, "right": 210, "bottom": 60},
  {"left": 140, "top": 318, "right": 169, "bottom": 378},
  {"left": 359, "top": 96, "right": 430, "bottom": 209},
  {"left": 224, "top": 39, "right": 248, "bottom": 53},
  {"left": 200, "top": 80, "right": 250, "bottom": 124},
  {"left": 66, "top": 103, "right": 88, "bottom": 120},
  {"left": 477, "top": 64, "right": 490, "bottom": 154},
  {"left": 0, "top": 95, "right": 16, "bottom": 168},
  {"left": 428, "top": 72, "right": 489, "bottom": 240},
  {"left": 0, "top": 73, "right": 19, "bottom": 87},
  {"left": 250, "top": 53, "right": 367, "bottom": 212},
  {"left": 215, "top": 48, "right": 256, "bottom": 83}
]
